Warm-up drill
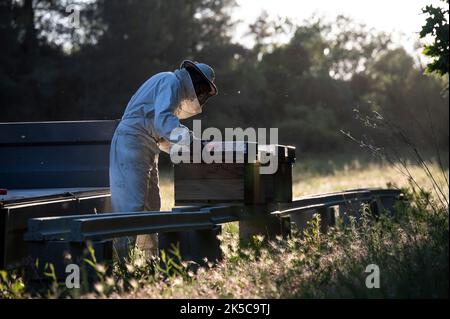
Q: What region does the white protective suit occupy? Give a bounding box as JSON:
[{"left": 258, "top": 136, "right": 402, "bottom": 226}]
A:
[{"left": 109, "top": 68, "right": 202, "bottom": 259}]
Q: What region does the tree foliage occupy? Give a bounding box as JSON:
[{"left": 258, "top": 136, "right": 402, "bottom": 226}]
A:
[
  {"left": 420, "top": 0, "right": 449, "bottom": 76},
  {"left": 0, "top": 0, "right": 448, "bottom": 153}
]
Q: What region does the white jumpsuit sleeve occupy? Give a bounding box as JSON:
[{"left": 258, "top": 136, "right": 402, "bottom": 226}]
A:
[{"left": 152, "top": 76, "right": 191, "bottom": 145}]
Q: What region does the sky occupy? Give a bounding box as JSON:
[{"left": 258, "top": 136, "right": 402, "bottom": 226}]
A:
[{"left": 231, "top": 0, "right": 445, "bottom": 53}]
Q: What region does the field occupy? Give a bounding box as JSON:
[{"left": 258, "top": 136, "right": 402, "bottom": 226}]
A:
[
  {"left": 127, "top": 153, "right": 448, "bottom": 299},
  {"left": 1, "top": 153, "right": 448, "bottom": 299}
]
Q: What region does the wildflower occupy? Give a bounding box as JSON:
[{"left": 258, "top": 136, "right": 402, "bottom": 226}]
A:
[
  {"left": 129, "top": 279, "right": 139, "bottom": 289},
  {"left": 96, "top": 264, "right": 106, "bottom": 274},
  {"left": 126, "top": 263, "right": 135, "bottom": 273},
  {"left": 94, "top": 283, "right": 104, "bottom": 294},
  {"left": 134, "top": 257, "right": 145, "bottom": 268},
  {"left": 105, "top": 276, "right": 115, "bottom": 287},
  {"left": 172, "top": 277, "right": 183, "bottom": 286}
]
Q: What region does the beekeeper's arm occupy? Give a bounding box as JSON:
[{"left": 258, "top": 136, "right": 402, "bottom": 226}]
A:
[{"left": 152, "top": 76, "right": 191, "bottom": 149}]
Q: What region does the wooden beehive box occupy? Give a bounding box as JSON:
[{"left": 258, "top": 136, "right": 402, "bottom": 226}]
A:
[
  {"left": 174, "top": 142, "right": 295, "bottom": 205},
  {"left": 260, "top": 144, "right": 296, "bottom": 203}
]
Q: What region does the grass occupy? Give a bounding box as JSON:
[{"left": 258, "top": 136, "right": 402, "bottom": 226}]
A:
[
  {"left": 99, "top": 188, "right": 448, "bottom": 299},
  {"left": 292, "top": 154, "right": 449, "bottom": 198},
  {"left": 123, "top": 154, "right": 447, "bottom": 299},
  {"left": 1, "top": 154, "right": 448, "bottom": 299}
]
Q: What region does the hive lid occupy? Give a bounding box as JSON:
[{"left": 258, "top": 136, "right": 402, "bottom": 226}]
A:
[{"left": 179, "top": 141, "right": 295, "bottom": 164}]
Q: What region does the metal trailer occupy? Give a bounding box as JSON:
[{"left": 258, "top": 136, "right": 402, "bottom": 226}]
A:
[
  {"left": 0, "top": 120, "right": 119, "bottom": 268},
  {"left": 23, "top": 188, "right": 402, "bottom": 277},
  {"left": 1, "top": 120, "right": 404, "bottom": 277},
  {"left": 20, "top": 136, "right": 402, "bottom": 277}
]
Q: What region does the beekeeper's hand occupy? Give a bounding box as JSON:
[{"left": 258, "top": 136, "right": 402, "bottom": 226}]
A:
[{"left": 158, "top": 138, "right": 171, "bottom": 154}]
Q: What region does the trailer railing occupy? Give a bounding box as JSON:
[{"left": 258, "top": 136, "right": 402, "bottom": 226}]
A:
[{"left": 24, "top": 187, "right": 402, "bottom": 276}]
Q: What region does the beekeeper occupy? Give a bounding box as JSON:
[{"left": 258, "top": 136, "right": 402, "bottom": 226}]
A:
[{"left": 109, "top": 60, "right": 218, "bottom": 259}]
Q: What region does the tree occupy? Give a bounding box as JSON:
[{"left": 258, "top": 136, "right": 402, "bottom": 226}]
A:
[
  {"left": 420, "top": 0, "right": 449, "bottom": 76},
  {"left": 0, "top": 3, "right": 447, "bottom": 154}
]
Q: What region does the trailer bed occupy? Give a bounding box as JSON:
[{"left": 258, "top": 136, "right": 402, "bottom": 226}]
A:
[{"left": 0, "top": 187, "right": 110, "bottom": 205}]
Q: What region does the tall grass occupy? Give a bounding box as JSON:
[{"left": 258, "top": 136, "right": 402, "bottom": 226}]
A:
[
  {"left": 1, "top": 147, "right": 448, "bottom": 299},
  {"left": 2, "top": 182, "right": 447, "bottom": 298},
  {"left": 341, "top": 109, "right": 449, "bottom": 211},
  {"left": 105, "top": 188, "right": 447, "bottom": 298}
]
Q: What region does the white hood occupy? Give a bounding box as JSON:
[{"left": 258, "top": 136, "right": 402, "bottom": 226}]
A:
[{"left": 173, "top": 68, "right": 202, "bottom": 119}]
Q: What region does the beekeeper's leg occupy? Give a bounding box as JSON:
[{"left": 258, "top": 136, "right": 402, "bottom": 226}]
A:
[
  {"left": 136, "top": 154, "right": 161, "bottom": 257},
  {"left": 109, "top": 131, "right": 154, "bottom": 261}
]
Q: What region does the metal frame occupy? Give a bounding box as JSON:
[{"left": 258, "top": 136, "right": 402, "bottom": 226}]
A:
[
  {"left": 25, "top": 188, "right": 402, "bottom": 243},
  {"left": 22, "top": 187, "right": 403, "bottom": 275},
  {"left": 1, "top": 189, "right": 111, "bottom": 268},
  {"left": 0, "top": 120, "right": 119, "bottom": 188}
]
